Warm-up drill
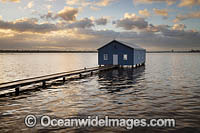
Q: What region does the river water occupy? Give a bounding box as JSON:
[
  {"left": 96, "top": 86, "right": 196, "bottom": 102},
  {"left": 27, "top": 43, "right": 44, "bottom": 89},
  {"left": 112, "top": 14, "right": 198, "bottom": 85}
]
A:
[{"left": 0, "top": 53, "right": 200, "bottom": 132}]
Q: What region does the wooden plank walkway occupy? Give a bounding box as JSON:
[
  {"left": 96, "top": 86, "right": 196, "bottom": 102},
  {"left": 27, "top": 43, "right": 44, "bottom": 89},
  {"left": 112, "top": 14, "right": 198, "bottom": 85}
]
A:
[{"left": 0, "top": 66, "right": 117, "bottom": 95}]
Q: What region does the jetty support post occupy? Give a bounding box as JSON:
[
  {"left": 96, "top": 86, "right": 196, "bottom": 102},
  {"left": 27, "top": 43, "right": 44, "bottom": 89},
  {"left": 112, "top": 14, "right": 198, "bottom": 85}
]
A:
[
  {"left": 15, "top": 86, "right": 20, "bottom": 96},
  {"left": 79, "top": 74, "right": 82, "bottom": 78},
  {"left": 42, "top": 81, "right": 46, "bottom": 88},
  {"left": 91, "top": 71, "right": 93, "bottom": 76},
  {"left": 63, "top": 77, "right": 66, "bottom": 83}
]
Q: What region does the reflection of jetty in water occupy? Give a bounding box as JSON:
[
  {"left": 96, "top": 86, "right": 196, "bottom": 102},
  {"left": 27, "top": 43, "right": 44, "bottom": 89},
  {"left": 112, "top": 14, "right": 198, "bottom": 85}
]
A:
[{"left": 98, "top": 66, "right": 145, "bottom": 94}]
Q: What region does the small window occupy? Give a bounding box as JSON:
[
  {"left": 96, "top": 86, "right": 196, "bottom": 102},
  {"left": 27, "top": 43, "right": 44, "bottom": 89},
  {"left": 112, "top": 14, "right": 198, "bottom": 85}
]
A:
[
  {"left": 123, "top": 54, "right": 128, "bottom": 60},
  {"left": 104, "top": 54, "right": 108, "bottom": 60}
]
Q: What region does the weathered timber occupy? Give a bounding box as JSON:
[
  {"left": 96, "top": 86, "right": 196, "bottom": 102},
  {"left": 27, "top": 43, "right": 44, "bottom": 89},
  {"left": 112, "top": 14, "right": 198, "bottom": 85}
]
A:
[{"left": 0, "top": 66, "right": 117, "bottom": 92}]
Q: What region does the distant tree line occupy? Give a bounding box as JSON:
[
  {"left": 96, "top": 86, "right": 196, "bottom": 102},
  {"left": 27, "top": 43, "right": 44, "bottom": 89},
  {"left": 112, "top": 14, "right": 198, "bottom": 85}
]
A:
[
  {"left": 0, "top": 50, "right": 97, "bottom": 53},
  {"left": 190, "top": 49, "right": 200, "bottom": 52}
]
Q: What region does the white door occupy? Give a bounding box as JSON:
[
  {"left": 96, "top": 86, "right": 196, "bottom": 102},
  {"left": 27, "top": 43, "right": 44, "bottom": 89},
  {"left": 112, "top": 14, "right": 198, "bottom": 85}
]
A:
[{"left": 113, "top": 54, "right": 118, "bottom": 65}]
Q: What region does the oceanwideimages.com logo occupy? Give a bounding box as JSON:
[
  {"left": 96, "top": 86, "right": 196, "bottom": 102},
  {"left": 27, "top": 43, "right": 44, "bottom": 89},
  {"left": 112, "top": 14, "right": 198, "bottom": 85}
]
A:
[{"left": 24, "top": 115, "right": 176, "bottom": 129}]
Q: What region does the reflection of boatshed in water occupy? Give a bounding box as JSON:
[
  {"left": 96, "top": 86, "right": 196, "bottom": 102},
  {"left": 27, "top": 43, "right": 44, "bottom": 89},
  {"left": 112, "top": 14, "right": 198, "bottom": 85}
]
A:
[{"left": 98, "top": 40, "right": 146, "bottom": 67}]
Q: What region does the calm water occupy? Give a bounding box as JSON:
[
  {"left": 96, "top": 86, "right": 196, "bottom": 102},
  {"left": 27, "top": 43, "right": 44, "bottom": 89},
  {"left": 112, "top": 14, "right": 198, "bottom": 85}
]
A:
[{"left": 0, "top": 53, "right": 200, "bottom": 132}]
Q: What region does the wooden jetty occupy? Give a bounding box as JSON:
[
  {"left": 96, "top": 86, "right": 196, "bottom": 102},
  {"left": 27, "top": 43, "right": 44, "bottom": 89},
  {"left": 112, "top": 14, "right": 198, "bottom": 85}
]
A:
[{"left": 0, "top": 66, "right": 117, "bottom": 96}]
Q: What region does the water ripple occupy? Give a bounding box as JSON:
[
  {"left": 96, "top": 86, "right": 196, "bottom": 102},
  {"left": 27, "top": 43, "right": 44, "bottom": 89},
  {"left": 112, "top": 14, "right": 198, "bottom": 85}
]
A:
[{"left": 0, "top": 53, "right": 200, "bottom": 132}]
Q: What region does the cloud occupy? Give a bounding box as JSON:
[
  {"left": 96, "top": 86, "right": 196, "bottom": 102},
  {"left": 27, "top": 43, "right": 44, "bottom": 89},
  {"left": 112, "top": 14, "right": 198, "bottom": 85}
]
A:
[
  {"left": 66, "top": 0, "right": 117, "bottom": 10},
  {"left": 66, "top": 0, "right": 79, "bottom": 5},
  {"left": 48, "top": 0, "right": 56, "bottom": 2},
  {"left": 26, "top": 1, "right": 34, "bottom": 9},
  {"left": 95, "top": 17, "right": 108, "bottom": 25},
  {"left": 114, "top": 13, "right": 148, "bottom": 30},
  {"left": 134, "top": 0, "right": 200, "bottom": 7},
  {"left": 153, "top": 8, "right": 168, "bottom": 18},
  {"left": 41, "top": 7, "right": 79, "bottom": 21},
  {"left": 1, "top": 0, "right": 20, "bottom": 3},
  {"left": 145, "top": 23, "right": 196, "bottom": 39},
  {"left": 40, "top": 12, "right": 56, "bottom": 20},
  {"left": 139, "top": 9, "right": 150, "bottom": 17},
  {"left": 146, "top": 24, "right": 168, "bottom": 32},
  {"left": 57, "top": 7, "right": 78, "bottom": 21},
  {"left": 95, "top": 0, "right": 115, "bottom": 7},
  {"left": 174, "top": 11, "right": 200, "bottom": 22},
  {"left": 66, "top": 0, "right": 91, "bottom": 7},
  {"left": 67, "top": 18, "right": 94, "bottom": 29},
  {"left": 178, "top": 0, "right": 200, "bottom": 7},
  {"left": 46, "top": 5, "right": 52, "bottom": 10},
  {"left": 90, "top": 6, "right": 100, "bottom": 11},
  {"left": 40, "top": 11, "right": 108, "bottom": 28},
  {"left": 0, "top": 18, "right": 58, "bottom": 33},
  {"left": 134, "top": 0, "right": 178, "bottom": 5},
  {"left": 172, "top": 24, "right": 186, "bottom": 30},
  {"left": 161, "top": 27, "right": 198, "bottom": 38}
]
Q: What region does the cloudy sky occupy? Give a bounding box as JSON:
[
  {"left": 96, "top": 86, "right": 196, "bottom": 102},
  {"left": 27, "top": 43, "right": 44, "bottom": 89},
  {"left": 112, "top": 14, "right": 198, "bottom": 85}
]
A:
[{"left": 0, "top": 0, "right": 200, "bottom": 51}]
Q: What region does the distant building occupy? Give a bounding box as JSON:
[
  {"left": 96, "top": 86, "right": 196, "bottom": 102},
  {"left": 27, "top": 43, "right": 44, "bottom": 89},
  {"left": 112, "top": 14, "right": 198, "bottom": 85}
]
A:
[{"left": 98, "top": 40, "right": 146, "bottom": 66}]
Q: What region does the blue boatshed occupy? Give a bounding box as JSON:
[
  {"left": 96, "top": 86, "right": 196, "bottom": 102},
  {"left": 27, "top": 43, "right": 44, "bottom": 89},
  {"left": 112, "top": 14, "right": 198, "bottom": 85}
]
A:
[{"left": 98, "top": 40, "right": 146, "bottom": 66}]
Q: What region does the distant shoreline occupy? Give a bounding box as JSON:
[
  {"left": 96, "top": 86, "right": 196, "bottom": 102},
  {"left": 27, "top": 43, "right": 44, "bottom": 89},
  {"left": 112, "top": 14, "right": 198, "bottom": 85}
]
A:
[
  {"left": 0, "top": 50, "right": 200, "bottom": 53},
  {"left": 0, "top": 50, "right": 97, "bottom": 53}
]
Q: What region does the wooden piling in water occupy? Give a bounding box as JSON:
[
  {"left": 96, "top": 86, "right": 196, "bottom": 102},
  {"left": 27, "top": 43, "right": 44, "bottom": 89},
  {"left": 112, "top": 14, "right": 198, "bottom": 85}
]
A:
[
  {"left": 63, "top": 77, "right": 66, "bottom": 83},
  {"left": 15, "top": 87, "right": 19, "bottom": 96},
  {"left": 42, "top": 81, "right": 46, "bottom": 88}
]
